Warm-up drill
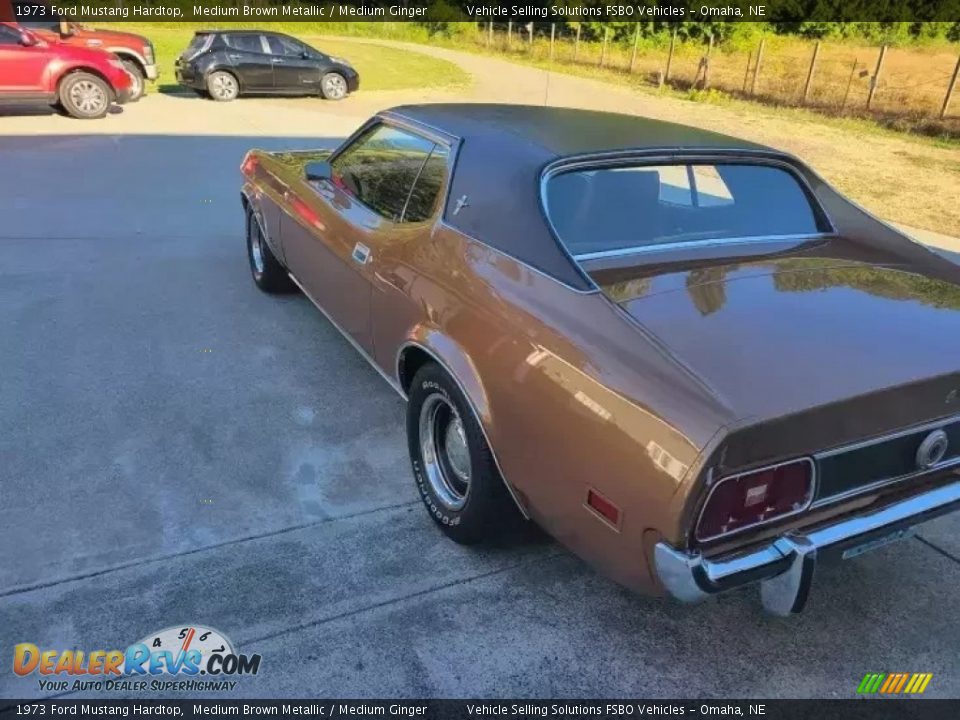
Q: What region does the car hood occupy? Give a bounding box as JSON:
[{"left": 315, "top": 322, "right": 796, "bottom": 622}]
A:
[
  {"left": 71, "top": 27, "right": 149, "bottom": 49},
  {"left": 593, "top": 237, "right": 960, "bottom": 439}
]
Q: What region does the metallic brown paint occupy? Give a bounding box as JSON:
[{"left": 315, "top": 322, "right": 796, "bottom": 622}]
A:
[{"left": 241, "top": 107, "right": 960, "bottom": 596}]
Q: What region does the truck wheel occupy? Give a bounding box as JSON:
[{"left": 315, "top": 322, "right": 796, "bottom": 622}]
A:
[
  {"left": 246, "top": 207, "right": 293, "bottom": 294},
  {"left": 320, "top": 72, "right": 348, "bottom": 100},
  {"left": 207, "top": 71, "right": 239, "bottom": 101},
  {"left": 121, "top": 60, "right": 145, "bottom": 102},
  {"left": 59, "top": 72, "right": 112, "bottom": 120},
  {"left": 406, "top": 363, "right": 521, "bottom": 545}
]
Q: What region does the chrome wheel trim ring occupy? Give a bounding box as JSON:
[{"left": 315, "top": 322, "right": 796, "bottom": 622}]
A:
[
  {"left": 212, "top": 73, "right": 237, "bottom": 100},
  {"left": 249, "top": 217, "right": 265, "bottom": 274},
  {"left": 419, "top": 393, "right": 471, "bottom": 511},
  {"left": 70, "top": 80, "right": 107, "bottom": 114},
  {"left": 323, "top": 75, "right": 347, "bottom": 99}
]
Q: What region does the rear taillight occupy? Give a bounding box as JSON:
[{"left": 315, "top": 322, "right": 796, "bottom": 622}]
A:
[
  {"left": 241, "top": 154, "right": 258, "bottom": 178},
  {"left": 695, "top": 458, "right": 815, "bottom": 542}
]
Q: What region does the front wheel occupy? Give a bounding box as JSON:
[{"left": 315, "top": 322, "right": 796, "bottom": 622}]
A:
[
  {"left": 320, "top": 72, "right": 348, "bottom": 101},
  {"left": 207, "top": 71, "right": 239, "bottom": 101},
  {"left": 121, "top": 60, "right": 145, "bottom": 101},
  {"left": 59, "top": 72, "right": 111, "bottom": 119},
  {"left": 406, "top": 363, "right": 520, "bottom": 544}
]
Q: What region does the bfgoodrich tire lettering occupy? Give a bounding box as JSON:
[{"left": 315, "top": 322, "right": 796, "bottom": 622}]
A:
[{"left": 406, "top": 363, "right": 519, "bottom": 544}]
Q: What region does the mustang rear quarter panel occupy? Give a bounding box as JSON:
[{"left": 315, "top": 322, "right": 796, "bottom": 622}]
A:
[{"left": 370, "top": 222, "right": 735, "bottom": 593}]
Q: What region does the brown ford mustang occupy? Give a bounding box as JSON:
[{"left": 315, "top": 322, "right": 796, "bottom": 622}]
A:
[{"left": 241, "top": 104, "right": 960, "bottom": 615}]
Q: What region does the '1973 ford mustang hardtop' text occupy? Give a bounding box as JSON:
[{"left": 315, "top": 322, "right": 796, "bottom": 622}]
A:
[{"left": 240, "top": 104, "right": 960, "bottom": 615}]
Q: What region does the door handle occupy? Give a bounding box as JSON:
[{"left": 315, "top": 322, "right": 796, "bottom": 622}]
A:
[
  {"left": 227, "top": 54, "right": 242, "bottom": 61},
  {"left": 270, "top": 57, "right": 283, "bottom": 63},
  {"left": 352, "top": 243, "right": 371, "bottom": 265}
]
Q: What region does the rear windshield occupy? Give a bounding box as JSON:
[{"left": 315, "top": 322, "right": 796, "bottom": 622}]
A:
[{"left": 545, "top": 163, "right": 826, "bottom": 259}]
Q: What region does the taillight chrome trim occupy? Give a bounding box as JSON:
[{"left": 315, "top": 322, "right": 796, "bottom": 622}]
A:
[{"left": 694, "top": 457, "right": 818, "bottom": 544}]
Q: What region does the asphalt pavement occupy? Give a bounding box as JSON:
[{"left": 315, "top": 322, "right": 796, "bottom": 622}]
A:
[{"left": 1, "top": 92, "right": 960, "bottom": 700}]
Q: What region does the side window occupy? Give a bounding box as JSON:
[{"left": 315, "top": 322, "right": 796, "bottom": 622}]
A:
[
  {"left": 265, "top": 35, "right": 303, "bottom": 57},
  {"left": 0, "top": 26, "right": 23, "bottom": 45},
  {"left": 403, "top": 145, "right": 450, "bottom": 223},
  {"left": 330, "top": 125, "right": 441, "bottom": 223},
  {"left": 224, "top": 34, "right": 265, "bottom": 54}
]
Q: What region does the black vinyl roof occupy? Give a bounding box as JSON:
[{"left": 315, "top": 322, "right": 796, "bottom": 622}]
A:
[{"left": 380, "top": 104, "right": 780, "bottom": 291}]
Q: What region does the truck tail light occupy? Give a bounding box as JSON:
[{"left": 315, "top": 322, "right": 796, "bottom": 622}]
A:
[{"left": 695, "top": 458, "right": 815, "bottom": 542}]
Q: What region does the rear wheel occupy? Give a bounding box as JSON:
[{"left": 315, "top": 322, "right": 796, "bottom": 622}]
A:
[
  {"left": 59, "top": 72, "right": 111, "bottom": 119},
  {"left": 320, "top": 72, "right": 348, "bottom": 100},
  {"left": 246, "top": 207, "right": 293, "bottom": 294},
  {"left": 406, "top": 363, "right": 520, "bottom": 544},
  {"left": 121, "top": 59, "right": 145, "bottom": 101},
  {"left": 207, "top": 71, "right": 239, "bottom": 101}
]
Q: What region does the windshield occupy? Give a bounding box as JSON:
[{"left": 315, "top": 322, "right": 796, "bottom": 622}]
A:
[{"left": 545, "top": 162, "right": 827, "bottom": 259}]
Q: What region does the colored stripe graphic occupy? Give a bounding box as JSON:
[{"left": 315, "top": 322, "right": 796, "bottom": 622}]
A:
[{"left": 858, "top": 672, "right": 933, "bottom": 694}]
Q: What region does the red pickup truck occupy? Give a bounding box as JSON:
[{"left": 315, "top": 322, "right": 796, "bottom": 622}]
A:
[
  {"left": 0, "top": 22, "right": 134, "bottom": 118},
  {"left": 0, "top": 1, "right": 156, "bottom": 100}
]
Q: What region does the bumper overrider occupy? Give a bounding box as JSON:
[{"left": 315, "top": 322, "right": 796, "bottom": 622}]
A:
[{"left": 655, "top": 479, "right": 960, "bottom": 616}]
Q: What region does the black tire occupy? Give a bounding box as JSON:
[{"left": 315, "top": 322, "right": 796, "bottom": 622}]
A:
[
  {"left": 58, "top": 72, "right": 112, "bottom": 119},
  {"left": 406, "top": 363, "right": 520, "bottom": 544},
  {"left": 246, "top": 208, "right": 293, "bottom": 294},
  {"left": 207, "top": 70, "right": 240, "bottom": 101},
  {"left": 121, "top": 59, "right": 145, "bottom": 102},
  {"left": 320, "top": 72, "right": 348, "bottom": 101},
  {"left": 193, "top": 89, "right": 210, "bottom": 98}
]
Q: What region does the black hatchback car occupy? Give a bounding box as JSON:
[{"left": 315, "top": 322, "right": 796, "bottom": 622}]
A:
[{"left": 175, "top": 30, "right": 360, "bottom": 101}]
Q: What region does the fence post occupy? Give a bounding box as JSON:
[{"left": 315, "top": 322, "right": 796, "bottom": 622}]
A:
[
  {"left": 574, "top": 24, "right": 581, "bottom": 62},
  {"left": 842, "top": 58, "right": 858, "bottom": 110},
  {"left": 866, "top": 44, "right": 887, "bottom": 110},
  {"left": 703, "top": 35, "right": 713, "bottom": 88},
  {"left": 940, "top": 54, "right": 960, "bottom": 119},
  {"left": 550, "top": 23, "right": 555, "bottom": 63},
  {"left": 742, "top": 50, "right": 752, "bottom": 92},
  {"left": 802, "top": 41, "right": 820, "bottom": 105},
  {"left": 487, "top": 21, "right": 492, "bottom": 48},
  {"left": 665, "top": 27, "right": 676, "bottom": 82},
  {"left": 630, "top": 23, "right": 640, "bottom": 73},
  {"left": 528, "top": 22, "right": 534, "bottom": 47},
  {"left": 600, "top": 27, "right": 610, "bottom": 68},
  {"left": 507, "top": 20, "right": 512, "bottom": 48},
  {"left": 750, "top": 37, "right": 765, "bottom": 95}
]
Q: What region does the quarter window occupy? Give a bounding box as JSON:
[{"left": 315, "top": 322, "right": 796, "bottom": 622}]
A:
[
  {"left": 546, "top": 163, "right": 825, "bottom": 258},
  {"left": 330, "top": 125, "right": 447, "bottom": 223}
]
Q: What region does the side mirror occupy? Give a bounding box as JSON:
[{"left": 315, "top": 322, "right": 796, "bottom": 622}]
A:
[
  {"left": 301, "top": 50, "right": 311, "bottom": 59},
  {"left": 305, "top": 161, "right": 332, "bottom": 182},
  {"left": 19, "top": 32, "right": 38, "bottom": 47},
  {"left": 58, "top": 21, "right": 74, "bottom": 37}
]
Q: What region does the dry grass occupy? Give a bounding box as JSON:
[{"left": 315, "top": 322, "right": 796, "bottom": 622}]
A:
[{"left": 472, "top": 29, "right": 960, "bottom": 139}]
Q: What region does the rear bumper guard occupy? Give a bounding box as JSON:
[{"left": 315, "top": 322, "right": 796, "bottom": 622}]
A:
[{"left": 655, "top": 479, "right": 960, "bottom": 616}]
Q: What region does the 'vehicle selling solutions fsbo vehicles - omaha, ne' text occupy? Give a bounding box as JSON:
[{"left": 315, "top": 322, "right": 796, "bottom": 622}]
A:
[{"left": 239, "top": 104, "right": 960, "bottom": 616}]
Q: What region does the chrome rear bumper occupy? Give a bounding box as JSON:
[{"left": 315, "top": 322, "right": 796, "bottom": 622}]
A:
[{"left": 655, "top": 479, "right": 960, "bottom": 616}]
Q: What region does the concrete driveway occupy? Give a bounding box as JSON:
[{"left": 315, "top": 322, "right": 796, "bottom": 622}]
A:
[{"left": 2, "top": 61, "right": 960, "bottom": 700}]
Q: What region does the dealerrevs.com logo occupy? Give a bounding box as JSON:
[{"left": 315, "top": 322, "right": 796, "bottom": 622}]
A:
[{"left": 13, "top": 625, "right": 261, "bottom": 693}]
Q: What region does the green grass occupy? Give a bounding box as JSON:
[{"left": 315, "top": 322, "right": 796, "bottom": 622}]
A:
[{"left": 115, "top": 24, "right": 468, "bottom": 93}]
